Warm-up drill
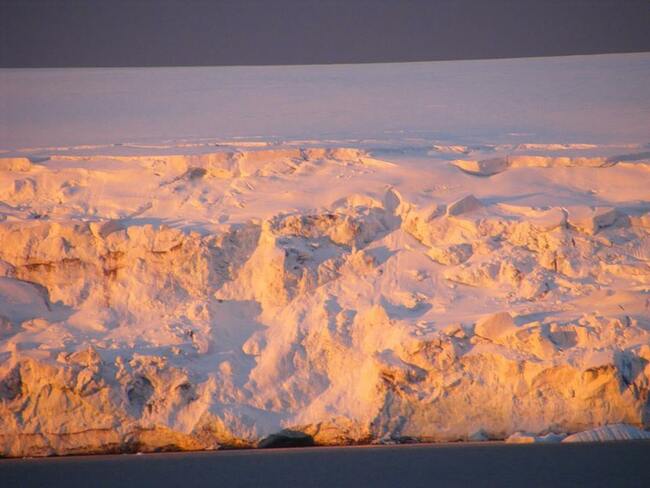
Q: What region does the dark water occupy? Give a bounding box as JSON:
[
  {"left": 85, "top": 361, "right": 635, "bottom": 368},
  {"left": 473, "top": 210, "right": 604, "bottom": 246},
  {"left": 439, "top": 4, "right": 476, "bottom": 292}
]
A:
[{"left": 1, "top": 441, "right": 649, "bottom": 488}]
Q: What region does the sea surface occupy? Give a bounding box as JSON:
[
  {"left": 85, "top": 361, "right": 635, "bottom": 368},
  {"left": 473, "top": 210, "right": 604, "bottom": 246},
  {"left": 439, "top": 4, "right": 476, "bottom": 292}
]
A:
[{"left": 1, "top": 441, "right": 649, "bottom": 488}]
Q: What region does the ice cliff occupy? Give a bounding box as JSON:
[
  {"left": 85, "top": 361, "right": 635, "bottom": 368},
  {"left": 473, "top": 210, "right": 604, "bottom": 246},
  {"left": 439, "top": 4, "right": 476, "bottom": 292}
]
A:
[{"left": 1, "top": 144, "right": 649, "bottom": 456}]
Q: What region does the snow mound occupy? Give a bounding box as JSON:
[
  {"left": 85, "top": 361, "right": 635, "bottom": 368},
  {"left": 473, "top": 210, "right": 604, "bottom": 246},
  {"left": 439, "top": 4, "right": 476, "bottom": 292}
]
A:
[
  {"left": 474, "top": 312, "right": 517, "bottom": 342},
  {"left": 452, "top": 158, "right": 510, "bottom": 176},
  {"left": 452, "top": 151, "right": 650, "bottom": 176},
  {"left": 446, "top": 195, "right": 483, "bottom": 216},
  {"left": 0, "top": 158, "right": 32, "bottom": 172},
  {"left": 566, "top": 206, "right": 618, "bottom": 235}
]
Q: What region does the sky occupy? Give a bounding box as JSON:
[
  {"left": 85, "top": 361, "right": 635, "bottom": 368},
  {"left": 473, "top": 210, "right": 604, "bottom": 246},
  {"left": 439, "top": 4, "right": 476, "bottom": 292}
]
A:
[{"left": 1, "top": 0, "right": 649, "bottom": 67}]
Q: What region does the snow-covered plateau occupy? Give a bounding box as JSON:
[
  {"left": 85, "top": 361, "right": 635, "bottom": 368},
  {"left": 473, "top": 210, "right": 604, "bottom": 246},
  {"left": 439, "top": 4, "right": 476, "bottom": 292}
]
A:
[{"left": 1, "top": 53, "right": 649, "bottom": 456}]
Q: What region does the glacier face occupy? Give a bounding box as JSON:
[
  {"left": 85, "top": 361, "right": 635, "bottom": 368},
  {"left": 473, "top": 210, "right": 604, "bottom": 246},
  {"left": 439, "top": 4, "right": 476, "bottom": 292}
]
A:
[
  {"left": 2, "top": 53, "right": 650, "bottom": 456},
  {"left": 1, "top": 143, "right": 649, "bottom": 456}
]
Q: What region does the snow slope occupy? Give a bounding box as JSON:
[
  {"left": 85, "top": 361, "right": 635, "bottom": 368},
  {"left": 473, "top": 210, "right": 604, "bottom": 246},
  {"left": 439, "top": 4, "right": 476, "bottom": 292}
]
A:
[{"left": 1, "top": 54, "right": 649, "bottom": 456}]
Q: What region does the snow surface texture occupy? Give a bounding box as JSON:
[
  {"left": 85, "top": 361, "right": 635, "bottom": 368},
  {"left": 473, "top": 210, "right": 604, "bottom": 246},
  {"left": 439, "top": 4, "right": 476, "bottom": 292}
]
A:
[{"left": 1, "top": 54, "right": 650, "bottom": 456}]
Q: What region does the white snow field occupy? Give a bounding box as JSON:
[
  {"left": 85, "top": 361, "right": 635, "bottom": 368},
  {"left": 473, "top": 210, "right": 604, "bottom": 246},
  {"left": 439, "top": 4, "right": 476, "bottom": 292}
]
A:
[{"left": 0, "top": 53, "right": 649, "bottom": 456}]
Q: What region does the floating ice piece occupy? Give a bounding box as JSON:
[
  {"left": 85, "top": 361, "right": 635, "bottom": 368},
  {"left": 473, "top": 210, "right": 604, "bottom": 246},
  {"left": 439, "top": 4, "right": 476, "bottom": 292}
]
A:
[
  {"left": 258, "top": 429, "right": 315, "bottom": 448},
  {"left": 563, "top": 424, "right": 650, "bottom": 443},
  {"left": 506, "top": 432, "right": 566, "bottom": 443}
]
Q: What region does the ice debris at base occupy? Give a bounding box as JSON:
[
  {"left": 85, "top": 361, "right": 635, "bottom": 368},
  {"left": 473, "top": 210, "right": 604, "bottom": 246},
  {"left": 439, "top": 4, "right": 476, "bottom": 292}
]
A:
[
  {"left": 505, "top": 432, "right": 567, "bottom": 444},
  {"left": 562, "top": 424, "right": 650, "bottom": 443}
]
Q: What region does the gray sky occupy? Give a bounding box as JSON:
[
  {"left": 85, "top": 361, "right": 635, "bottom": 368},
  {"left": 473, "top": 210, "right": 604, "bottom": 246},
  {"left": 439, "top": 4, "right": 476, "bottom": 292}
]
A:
[{"left": 1, "top": 0, "right": 650, "bottom": 67}]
